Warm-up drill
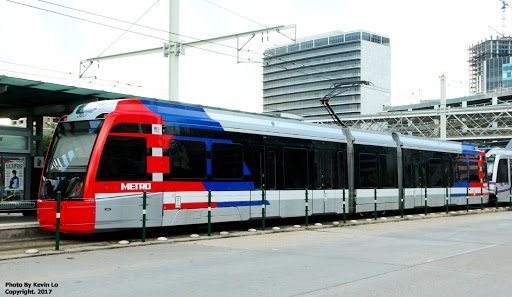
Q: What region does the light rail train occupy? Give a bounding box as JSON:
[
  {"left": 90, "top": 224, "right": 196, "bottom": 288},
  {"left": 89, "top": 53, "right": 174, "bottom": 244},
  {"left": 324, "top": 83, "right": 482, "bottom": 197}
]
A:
[
  {"left": 485, "top": 147, "right": 512, "bottom": 203},
  {"left": 37, "top": 99, "right": 488, "bottom": 233}
]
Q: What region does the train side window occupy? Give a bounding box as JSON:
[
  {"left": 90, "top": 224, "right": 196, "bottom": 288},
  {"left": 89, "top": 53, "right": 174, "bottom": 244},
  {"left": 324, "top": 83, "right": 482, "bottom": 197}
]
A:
[
  {"left": 96, "top": 136, "right": 147, "bottom": 181},
  {"left": 311, "top": 150, "right": 322, "bottom": 189},
  {"left": 443, "top": 158, "right": 453, "bottom": 187},
  {"left": 211, "top": 143, "right": 243, "bottom": 180},
  {"left": 169, "top": 139, "right": 207, "bottom": 179},
  {"left": 266, "top": 151, "right": 276, "bottom": 190},
  {"left": 457, "top": 159, "right": 469, "bottom": 182},
  {"left": 378, "top": 154, "right": 397, "bottom": 188},
  {"left": 324, "top": 151, "right": 334, "bottom": 189},
  {"left": 497, "top": 159, "right": 509, "bottom": 183},
  {"left": 359, "top": 153, "right": 377, "bottom": 188},
  {"left": 428, "top": 158, "right": 443, "bottom": 187},
  {"left": 468, "top": 158, "right": 480, "bottom": 182},
  {"left": 284, "top": 148, "right": 308, "bottom": 189},
  {"left": 404, "top": 156, "right": 413, "bottom": 188},
  {"left": 413, "top": 157, "right": 427, "bottom": 187},
  {"left": 337, "top": 151, "right": 346, "bottom": 189}
]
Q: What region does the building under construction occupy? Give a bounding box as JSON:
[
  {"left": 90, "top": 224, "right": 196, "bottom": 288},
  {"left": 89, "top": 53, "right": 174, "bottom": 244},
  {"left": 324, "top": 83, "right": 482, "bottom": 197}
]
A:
[{"left": 469, "top": 36, "right": 512, "bottom": 94}]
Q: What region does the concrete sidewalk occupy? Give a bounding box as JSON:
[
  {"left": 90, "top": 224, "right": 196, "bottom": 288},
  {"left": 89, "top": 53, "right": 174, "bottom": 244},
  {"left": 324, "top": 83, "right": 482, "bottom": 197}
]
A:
[{"left": 1, "top": 207, "right": 510, "bottom": 262}]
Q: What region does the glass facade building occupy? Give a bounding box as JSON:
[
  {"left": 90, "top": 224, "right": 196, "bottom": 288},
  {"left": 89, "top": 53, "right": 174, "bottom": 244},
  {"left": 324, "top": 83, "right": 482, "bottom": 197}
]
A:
[
  {"left": 469, "top": 37, "right": 512, "bottom": 94},
  {"left": 262, "top": 30, "right": 391, "bottom": 120}
]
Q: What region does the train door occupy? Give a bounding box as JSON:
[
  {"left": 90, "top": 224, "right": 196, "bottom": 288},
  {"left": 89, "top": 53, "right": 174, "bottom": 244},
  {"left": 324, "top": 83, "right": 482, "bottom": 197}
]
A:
[
  {"left": 311, "top": 150, "right": 335, "bottom": 214},
  {"left": 250, "top": 146, "right": 279, "bottom": 218}
]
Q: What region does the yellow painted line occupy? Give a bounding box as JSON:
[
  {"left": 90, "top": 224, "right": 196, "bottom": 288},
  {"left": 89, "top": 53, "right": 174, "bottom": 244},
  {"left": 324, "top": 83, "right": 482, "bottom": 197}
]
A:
[
  {"left": 361, "top": 224, "right": 388, "bottom": 227},
  {"left": 1, "top": 247, "right": 277, "bottom": 286}
]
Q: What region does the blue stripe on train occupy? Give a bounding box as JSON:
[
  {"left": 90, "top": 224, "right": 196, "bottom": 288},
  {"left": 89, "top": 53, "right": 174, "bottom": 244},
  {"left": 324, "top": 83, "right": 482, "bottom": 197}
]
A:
[
  {"left": 216, "top": 200, "right": 270, "bottom": 207},
  {"left": 461, "top": 143, "right": 479, "bottom": 155},
  {"left": 497, "top": 188, "right": 512, "bottom": 193},
  {"left": 450, "top": 193, "right": 469, "bottom": 197},
  {"left": 202, "top": 182, "right": 256, "bottom": 191},
  {"left": 140, "top": 99, "right": 225, "bottom": 131}
]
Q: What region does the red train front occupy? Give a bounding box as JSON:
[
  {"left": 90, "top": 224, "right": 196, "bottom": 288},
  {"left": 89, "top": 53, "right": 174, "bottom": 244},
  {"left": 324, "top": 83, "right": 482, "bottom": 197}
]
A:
[{"left": 37, "top": 100, "right": 165, "bottom": 233}]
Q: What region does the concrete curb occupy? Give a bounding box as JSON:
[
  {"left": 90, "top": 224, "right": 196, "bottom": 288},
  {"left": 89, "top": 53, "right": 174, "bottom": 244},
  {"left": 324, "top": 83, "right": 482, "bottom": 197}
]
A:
[
  {"left": 1, "top": 207, "right": 510, "bottom": 261},
  {"left": 0, "top": 222, "right": 52, "bottom": 242}
]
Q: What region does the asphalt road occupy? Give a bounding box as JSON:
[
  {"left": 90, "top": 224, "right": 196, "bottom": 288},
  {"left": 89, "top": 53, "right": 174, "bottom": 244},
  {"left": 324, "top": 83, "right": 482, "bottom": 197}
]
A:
[{"left": 1, "top": 212, "right": 512, "bottom": 297}]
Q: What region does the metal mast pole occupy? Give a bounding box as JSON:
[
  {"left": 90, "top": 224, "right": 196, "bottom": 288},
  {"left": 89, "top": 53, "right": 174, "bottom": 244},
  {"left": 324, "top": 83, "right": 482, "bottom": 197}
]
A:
[
  {"left": 440, "top": 74, "right": 447, "bottom": 140},
  {"left": 169, "top": 0, "right": 179, "bottom": 101}
]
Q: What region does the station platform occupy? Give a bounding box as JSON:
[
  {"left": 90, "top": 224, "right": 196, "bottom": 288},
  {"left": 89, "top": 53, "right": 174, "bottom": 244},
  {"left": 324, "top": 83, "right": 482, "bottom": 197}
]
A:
[{"left": 0, "top": 213, "right": 48, "bottom": 241}]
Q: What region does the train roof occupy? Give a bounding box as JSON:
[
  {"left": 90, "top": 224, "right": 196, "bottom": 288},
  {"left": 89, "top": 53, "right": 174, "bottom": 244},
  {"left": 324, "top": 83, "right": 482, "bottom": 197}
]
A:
[
  {"left": 485, "top": 147, "right": 512, "bottom": 157},
  {"left": 66, "top": 98, "right": 480, "bottom": 154}
]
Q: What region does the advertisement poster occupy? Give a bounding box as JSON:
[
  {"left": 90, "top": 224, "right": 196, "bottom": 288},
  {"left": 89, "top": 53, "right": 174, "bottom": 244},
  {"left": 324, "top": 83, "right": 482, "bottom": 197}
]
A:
[{"left": 4, "top": 159, "right": 24, "bottom": 191}]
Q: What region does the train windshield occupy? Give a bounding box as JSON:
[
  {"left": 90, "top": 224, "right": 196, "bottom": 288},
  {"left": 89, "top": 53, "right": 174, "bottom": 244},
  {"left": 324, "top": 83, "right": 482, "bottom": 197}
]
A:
[{"left": 40, "top": 120, "right": 103, "bottom": 200}]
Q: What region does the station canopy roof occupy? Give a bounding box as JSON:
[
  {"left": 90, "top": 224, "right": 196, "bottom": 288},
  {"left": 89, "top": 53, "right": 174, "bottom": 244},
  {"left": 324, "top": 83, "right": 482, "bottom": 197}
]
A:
[{"left": 0, "top": 74, "right": 161, "bottom": 119}]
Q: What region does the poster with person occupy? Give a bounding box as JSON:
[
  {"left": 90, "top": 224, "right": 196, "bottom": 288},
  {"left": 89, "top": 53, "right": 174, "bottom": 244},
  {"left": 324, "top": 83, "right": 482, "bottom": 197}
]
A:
[{"left": 4, "top": 159, "right": 24, "bottom": 191}]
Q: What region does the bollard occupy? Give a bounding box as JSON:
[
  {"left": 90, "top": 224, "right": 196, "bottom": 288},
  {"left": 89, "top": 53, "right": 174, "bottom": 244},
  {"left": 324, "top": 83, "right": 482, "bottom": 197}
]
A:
[
  {"left": 262, "top": 189, "right": 266, "bottom": 231},
  {"left": 305, "top": 189, "right": 309, "bottom": 227},
  {"left": 510, "top": 187, "right": 511, "bottom": 208},
  {"left": 424, "top": 187, "right": 428, "bottom": 215},
  {"left": 342, "top": 188, "right": 346, "bottom": 224},
  {"left": 466, "top": 187, "right": 469, "bottom": 212},
  {"left": 208, "top": 190, "right": 212, "bottom": 236},
  {"left": 496, "top": 186, "right": 499, "bottom": 209},
  {"left": 55, "top": 191, "right": 61, "bottom": 251},
  {"left": 374, "top": 188, "right": 377, "bottom": 220},
  {"left": 401, "top": 188, "right": 404, "bottom": 218},
  {"left": 446, "top": 187, "right": 449, "bottom": 214},
  {"left": 142, "top": 190, "right": 147, "bottom": 242},
  {"left": 481, "top": 187, "right": 484, "bottom": 210}
]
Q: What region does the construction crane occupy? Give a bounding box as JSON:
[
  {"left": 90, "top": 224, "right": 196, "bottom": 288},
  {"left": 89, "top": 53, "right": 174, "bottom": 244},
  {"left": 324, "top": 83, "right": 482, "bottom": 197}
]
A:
[{"left": 501, "top": 0, "right": 511, "bottom": 36}]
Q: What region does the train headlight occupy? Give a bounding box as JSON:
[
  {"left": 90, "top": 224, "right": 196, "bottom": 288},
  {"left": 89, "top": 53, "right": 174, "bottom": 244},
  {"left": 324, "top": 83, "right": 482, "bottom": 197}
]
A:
[{"left": 68, "top": 181, "right": 84, "bottom": 198}]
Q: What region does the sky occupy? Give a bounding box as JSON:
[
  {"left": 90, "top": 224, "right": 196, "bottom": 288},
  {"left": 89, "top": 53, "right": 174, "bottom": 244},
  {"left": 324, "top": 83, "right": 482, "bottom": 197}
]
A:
[{"left": 0, "top": 0, "right": 505, "bottom": 125}]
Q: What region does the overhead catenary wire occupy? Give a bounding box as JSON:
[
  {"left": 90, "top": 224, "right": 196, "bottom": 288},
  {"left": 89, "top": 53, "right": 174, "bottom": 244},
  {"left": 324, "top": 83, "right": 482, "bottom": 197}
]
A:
[
  {"left": 0, "top": 68, "right": 169, "bottom": 96},
  {"left": 0, "top": 60, "right": 169, "bottom": 93},
  {"left": 5, "top": 0, "right": 390, "bottom": 99},
  {"left": 9, "top": 0, "right": 337, "bottom": 81},
  {"left": 5, "top": 0, "right": 256, "bottom": 63},
  {"left": 32, "top": 0, "right": 265, "bottom": 58},
  {"left": 10, "top": 0, "right": 327, "bottom": 71},
  {"left": 202, "top": 0, "right": 268, "bottom": 28},
  {"left": 97, "top": 0, "right": 161, "bottom": 58}
]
